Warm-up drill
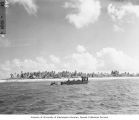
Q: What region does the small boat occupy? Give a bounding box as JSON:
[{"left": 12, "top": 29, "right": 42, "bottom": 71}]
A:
[{"left": 61, "top": 77, "right": 88, "bottom": 85}]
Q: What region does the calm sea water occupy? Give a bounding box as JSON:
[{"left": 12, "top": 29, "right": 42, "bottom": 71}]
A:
[{"left": 0, "top": 79, "right": 139, "bottom": 114}]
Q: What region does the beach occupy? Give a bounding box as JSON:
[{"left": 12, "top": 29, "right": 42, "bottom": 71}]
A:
[{"left": 1, "top": 77, "right": 139, "bottom": 83}]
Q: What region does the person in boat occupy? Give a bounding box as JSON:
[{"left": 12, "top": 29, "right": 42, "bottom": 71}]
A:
[
  {"left": 82, "top": 76, "right": 84, "bottom": 82},
  {"left": 82, "top": 76, "right": 88, "bottom": 82}
]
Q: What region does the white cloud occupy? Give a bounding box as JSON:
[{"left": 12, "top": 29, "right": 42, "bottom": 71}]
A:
[
  {"left": 50, "top": 55, "right": 60, "bottom": 64},
  {"left": 76, "top": 45, "right": 86, "bottom": 53},
  {"left": 0, "top": 57, "right": 55, "bottom": 78},
  {"left": 8, "top": 0, "right": 38, "bottom": 15},
  {"left": 64, "top": 45, "right": 97, "bottom": 72},
  {"left": 97, "top": 47, "right": 139, "bottom": 72},
  {"left": 108, "top": 3, "right": 139, "bottom": 21},
  {"left": 122, "top": 3, "right": 139, "bottom": 17},
  {"left": 65, "top": 46, "right": 139, "bottom": 73},
  {"left": 65, "top": 0, "right": 101, "bottom": 28},
  {"left": 107, "top": 3, "right": 139, "bottom": 31},
  {"left": 1, "top": 46, "right": 139, "bottom": 79},
  {"left": 108, "top": 3, "right": 125, "bottom": 21}
]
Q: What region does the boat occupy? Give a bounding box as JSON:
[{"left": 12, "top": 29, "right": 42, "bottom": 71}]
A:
[{"left": 60, "top": 77, "right": 88, "bottom": 85}]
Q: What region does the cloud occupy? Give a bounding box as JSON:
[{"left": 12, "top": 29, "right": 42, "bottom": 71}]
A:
[
  {"left": 65, "top": 0, "right": 101, "bottom": 28},
  {"left": 97, "top": 47, "right": 139, "bottom": 72},
  {"left": 107, "top": 2, "right": 139, "bottom": 31},
  {"left": 64, "top": 46, "right": 139, "bottom": 73},
  {"left": 63, "top": 45, "right": 97, "bottom": 72},
  {"left": 0, "top": 57, "right": 55, "bottom": 78},
  {"left": 76, "top": 45, "right": 86, "bottom": 52},
  {"left": 50, "top": 55, "right": 60, "bottom": 64},
  {"left": 108, "top": 3, "right": 125, "bottom": 21},
  {"left": 1, "top": 45, "right": 139, "bottom": 79},
  {"left": 8, "top": 0, "right": 38, "bottom": 15},
  {"left": 108, "top": 3, "right": 139, "bottom": 21}
]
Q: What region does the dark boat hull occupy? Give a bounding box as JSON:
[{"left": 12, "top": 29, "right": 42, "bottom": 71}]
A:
[{"left": 61, "top": 80, "right": 88, "bottom": 85}]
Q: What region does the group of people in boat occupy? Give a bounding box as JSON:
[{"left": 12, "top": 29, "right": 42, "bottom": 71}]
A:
[{"left": 50, "top": 76, "right": 88, "bottom": 86}]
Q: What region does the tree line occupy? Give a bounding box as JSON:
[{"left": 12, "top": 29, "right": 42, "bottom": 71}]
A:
[{"left": 9, "top": 70, "right": 139, "bottom": 79}]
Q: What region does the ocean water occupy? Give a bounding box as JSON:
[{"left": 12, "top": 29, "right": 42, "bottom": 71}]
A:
[{"left": 0, "top": 79, "right": 139, "bottom": 114}]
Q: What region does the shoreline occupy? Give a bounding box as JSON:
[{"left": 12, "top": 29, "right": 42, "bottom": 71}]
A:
[{"left": 0, "top": 77, "right": 139, "bottom": 83}]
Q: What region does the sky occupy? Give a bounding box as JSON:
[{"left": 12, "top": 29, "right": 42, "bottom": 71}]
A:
[{"left": 0, "top": 0, "right": 139, "bottom": 78}]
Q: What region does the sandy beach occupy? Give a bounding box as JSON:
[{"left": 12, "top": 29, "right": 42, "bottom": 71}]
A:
[{"left": 0, "top": 77, "right": 139, "bottom": 83}]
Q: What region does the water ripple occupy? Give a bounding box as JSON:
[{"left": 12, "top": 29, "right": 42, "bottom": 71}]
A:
[{"left": 0, "top": 79, "right": 139, "bottom": 114}]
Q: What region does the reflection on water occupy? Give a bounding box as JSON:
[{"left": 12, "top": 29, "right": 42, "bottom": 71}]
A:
[{"left": 0, "top": 79, "right": 139, "bottom": 114}]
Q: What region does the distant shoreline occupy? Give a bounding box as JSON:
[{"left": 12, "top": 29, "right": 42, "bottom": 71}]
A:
[{"left": 0, "top": 77, "right": 139, "bottom": 83}]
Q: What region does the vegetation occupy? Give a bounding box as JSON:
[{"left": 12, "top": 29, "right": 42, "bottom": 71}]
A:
[{"left": 9, "top": 70, "right": 139, "bottom": 79}]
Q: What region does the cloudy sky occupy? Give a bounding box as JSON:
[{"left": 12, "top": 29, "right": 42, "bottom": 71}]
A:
[{"left": 0, "top": 0, "right": 139, "bottom": 78}]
